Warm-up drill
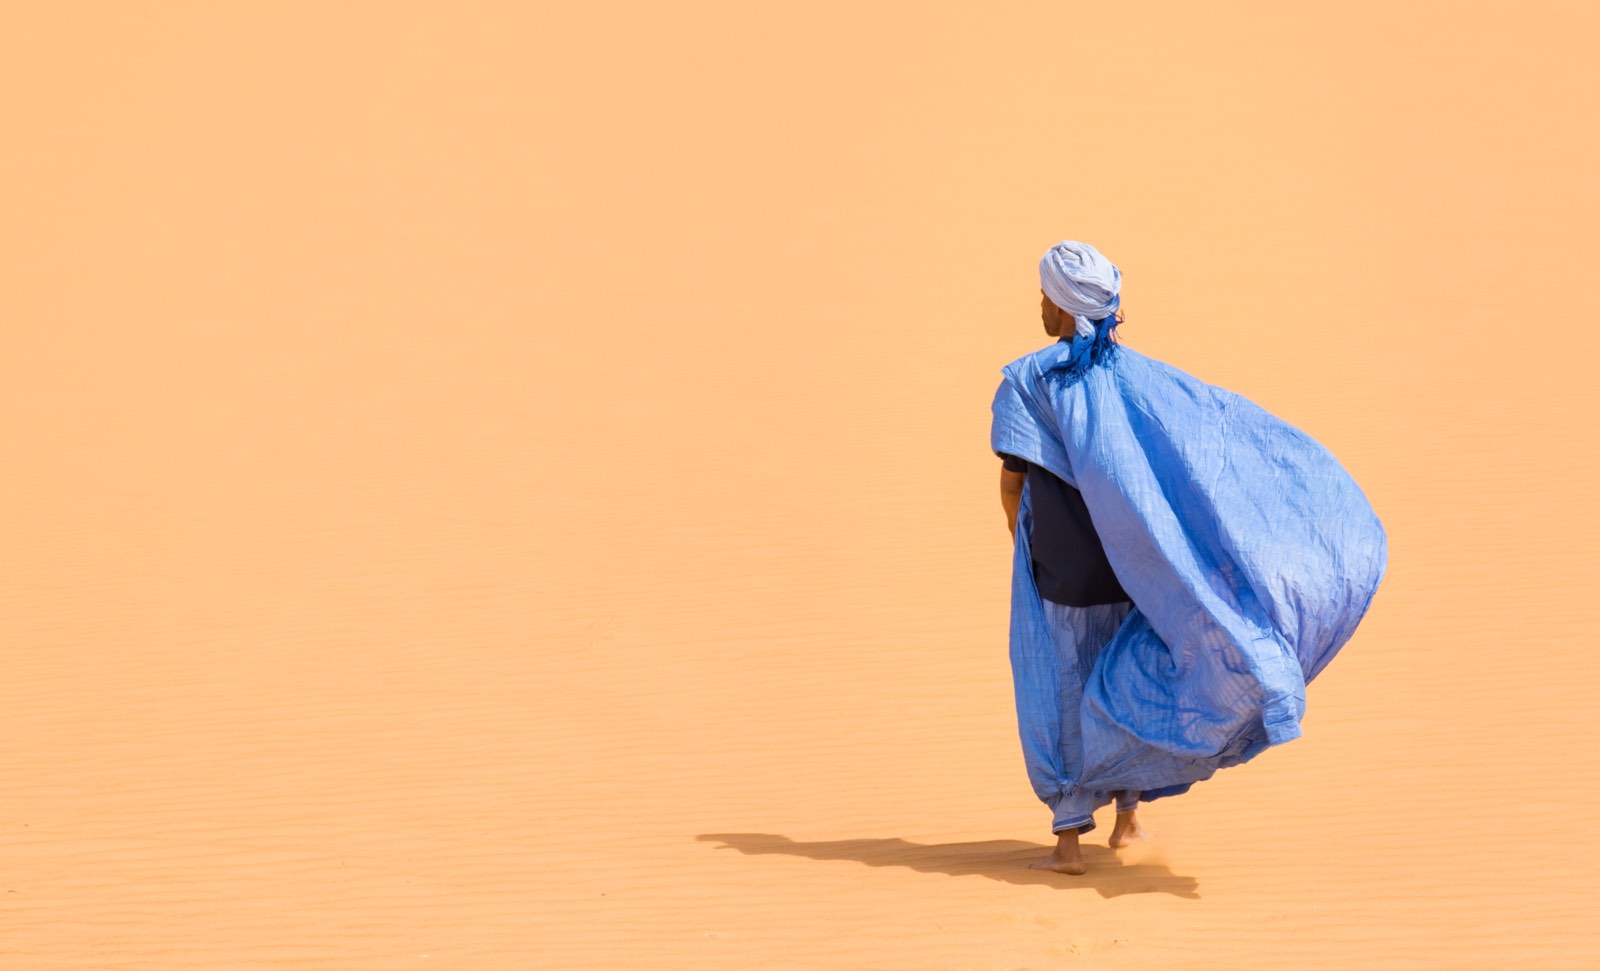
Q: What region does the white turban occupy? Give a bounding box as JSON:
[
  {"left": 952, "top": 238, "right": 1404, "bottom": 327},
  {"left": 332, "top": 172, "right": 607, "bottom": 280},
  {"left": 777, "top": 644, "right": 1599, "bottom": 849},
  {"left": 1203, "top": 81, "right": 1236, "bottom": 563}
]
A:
[{"left": 1039, "top": 240, "right": 1122, "bottom": 338}]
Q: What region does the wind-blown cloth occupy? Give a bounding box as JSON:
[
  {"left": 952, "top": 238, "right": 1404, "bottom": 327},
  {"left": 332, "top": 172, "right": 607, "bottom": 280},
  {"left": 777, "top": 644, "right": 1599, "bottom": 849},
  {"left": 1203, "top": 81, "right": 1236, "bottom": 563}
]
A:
[{"left": 991, "top": 339, "right": 1387, "bottom": 831}]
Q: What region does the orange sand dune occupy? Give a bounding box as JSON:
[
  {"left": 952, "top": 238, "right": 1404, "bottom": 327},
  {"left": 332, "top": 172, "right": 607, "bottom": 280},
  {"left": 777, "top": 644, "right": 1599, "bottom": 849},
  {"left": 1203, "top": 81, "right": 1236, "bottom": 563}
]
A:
[{"left": 3, "top": 2, "right": 1598, "bottom": 968}]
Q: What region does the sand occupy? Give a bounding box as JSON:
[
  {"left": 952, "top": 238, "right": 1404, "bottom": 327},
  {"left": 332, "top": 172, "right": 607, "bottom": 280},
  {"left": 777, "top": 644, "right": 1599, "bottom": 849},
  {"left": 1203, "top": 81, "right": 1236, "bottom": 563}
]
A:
[{"left": 4, "top": 2, "right": 1599, "bottom": 968}]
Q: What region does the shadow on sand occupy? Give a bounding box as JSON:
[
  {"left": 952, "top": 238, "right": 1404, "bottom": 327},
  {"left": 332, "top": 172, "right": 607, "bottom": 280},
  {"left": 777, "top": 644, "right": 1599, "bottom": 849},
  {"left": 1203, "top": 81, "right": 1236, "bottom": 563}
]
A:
[{"left": 696, "top": 833, "right": 1200, "bottom": 899}]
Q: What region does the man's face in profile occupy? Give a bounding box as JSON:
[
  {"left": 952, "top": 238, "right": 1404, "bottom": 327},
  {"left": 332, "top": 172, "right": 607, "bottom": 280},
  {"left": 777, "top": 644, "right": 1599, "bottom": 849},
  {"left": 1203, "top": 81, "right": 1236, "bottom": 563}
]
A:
[{"left": 1041, "top": 291, "right": 1067, "bottom": 338}]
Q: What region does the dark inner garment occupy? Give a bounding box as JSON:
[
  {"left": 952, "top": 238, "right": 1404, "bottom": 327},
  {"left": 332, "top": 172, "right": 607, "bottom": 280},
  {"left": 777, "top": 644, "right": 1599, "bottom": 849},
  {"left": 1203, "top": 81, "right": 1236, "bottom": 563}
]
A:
[{"left": 1001, "top": 452, "right": 1131, "bottom": 607}]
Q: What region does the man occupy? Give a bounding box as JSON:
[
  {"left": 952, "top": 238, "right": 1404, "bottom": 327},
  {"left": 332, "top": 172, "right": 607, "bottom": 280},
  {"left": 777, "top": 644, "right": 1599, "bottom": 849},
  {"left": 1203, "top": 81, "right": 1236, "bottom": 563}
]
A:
[{"left": 993, "top": 241, "right": 1387, "bottom": 874}]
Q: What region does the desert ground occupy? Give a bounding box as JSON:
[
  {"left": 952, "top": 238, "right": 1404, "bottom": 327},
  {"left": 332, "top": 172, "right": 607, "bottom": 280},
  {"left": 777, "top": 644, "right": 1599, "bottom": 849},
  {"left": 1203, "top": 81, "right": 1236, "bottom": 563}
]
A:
[{"left": 4, "top": 2, "right": 1598, "bottom": 968}]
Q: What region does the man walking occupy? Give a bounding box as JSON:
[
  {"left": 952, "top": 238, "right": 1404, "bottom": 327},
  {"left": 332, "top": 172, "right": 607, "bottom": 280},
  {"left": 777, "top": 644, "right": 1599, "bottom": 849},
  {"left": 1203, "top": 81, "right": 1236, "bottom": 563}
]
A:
[{"left": 993, "top": 241, "right": 1387, "bottom": 874}]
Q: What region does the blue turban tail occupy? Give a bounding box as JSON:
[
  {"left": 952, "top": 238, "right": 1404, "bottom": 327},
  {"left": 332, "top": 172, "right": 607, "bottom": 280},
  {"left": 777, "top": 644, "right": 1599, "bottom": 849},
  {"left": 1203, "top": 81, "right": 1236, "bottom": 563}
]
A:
[{"left": 1060, "top": 310, "right": 1121, "bottom": 378}]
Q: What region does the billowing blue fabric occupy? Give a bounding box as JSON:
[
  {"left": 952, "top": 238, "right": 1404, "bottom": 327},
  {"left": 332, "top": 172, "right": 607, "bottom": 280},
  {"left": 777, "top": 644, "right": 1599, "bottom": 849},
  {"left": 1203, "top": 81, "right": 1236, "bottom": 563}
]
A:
[{"left": 992, "top": 341, "right": 1387, "bottom": 832}]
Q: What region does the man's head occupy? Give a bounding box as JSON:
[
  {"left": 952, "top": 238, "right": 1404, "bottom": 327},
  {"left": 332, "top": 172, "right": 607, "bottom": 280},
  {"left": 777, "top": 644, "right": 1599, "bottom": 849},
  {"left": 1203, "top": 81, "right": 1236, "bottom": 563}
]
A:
[{"left": 1038, "top": 241, "right": 1122, "bottom": 339}]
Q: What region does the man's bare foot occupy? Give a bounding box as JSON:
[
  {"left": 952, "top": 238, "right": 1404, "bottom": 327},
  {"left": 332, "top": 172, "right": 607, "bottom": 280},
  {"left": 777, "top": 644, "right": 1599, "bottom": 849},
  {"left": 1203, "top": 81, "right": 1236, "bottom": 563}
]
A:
[
  {"left": 1109, "top": 809, "right": 1150, "bottom": 849},
  {"left": 1028, "top": 828, "right": 1087, "bottom": 874}
]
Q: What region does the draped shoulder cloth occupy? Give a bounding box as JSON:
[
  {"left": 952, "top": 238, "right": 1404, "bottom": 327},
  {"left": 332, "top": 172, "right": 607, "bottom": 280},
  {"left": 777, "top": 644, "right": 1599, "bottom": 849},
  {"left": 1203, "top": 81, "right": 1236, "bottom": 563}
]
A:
[{"left": 992, "top": 340, "right": 1387, "bottom": 806}]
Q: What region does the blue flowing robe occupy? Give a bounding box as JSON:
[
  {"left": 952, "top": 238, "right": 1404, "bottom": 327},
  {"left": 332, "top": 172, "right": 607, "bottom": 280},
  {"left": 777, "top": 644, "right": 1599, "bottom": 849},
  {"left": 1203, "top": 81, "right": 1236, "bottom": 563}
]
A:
[{"left": 991, "top": 340, "right": 1387, "bottom": 832}]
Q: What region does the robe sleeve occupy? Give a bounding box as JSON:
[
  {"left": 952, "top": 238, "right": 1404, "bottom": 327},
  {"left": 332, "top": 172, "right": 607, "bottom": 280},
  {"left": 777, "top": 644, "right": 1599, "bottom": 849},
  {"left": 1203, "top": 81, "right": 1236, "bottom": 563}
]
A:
[{"left": 991, "top": 373, "right": 1076, "bottom": 486}]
